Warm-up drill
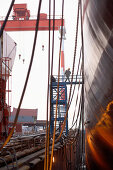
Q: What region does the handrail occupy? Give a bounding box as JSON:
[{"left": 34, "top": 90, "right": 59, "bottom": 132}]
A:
[
  {"left": 0, "top": 15, "right": 63, "bottom": 21},
  {"left": 51, "top": 75, "right": 82, "bottom": 83}
]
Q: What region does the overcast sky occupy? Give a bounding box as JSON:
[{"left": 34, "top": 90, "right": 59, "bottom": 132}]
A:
[{"left": 0, "top": 0, "right": 81, "bottom": 127}]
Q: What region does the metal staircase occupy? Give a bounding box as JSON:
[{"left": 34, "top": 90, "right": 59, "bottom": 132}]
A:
[
  {"left": 50, "top": 75, "right": 82, "bottom": 136},
  {"left": 50, "top": 80, "right": 68, "bottom": 135}
]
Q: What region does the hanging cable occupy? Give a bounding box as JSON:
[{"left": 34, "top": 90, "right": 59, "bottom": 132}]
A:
[
  {"left": 68, "top": 101, "right": 82, "bottom": 145},
  {"left": 49, "top": 0, "right": 64, "bottom": 169},
  {"left": 63, "top": 76, "right": 82, "bottom": 144},
  {"left": 80, "top": 0, "right": 85, "bottom": 168},
  {"left": 0, "top": 0, "right": 15, "bottom": 37},
  {"left": 69, "top": 47, "right": 82, "bottom": 109},
  {"left": 54, "top": 0, "right": 84, "bottom": 147},
  {"left": 44, "top": 0, "right": 51, "bottom": 169},
  {"left": 65, "top": 48, "right": 82, "bottom": 134},
  {"left": 64, "top": 0, "right": 84, "bottom": 161},
  {"left": 62, "top": 91, "right": 82, "bottom": 144},
  {"left": 0, "top": 0, "right": 42, "bottom": 151},
  {"left": 71, "top": 112, "right": 82, "bottom": 145},
  {"left": 56, "top": 0, "right": 80, "bottom": 143},
  {"left": 71, "top": 67, "right": 82, "bottom": 126},
  {"left": 72, "top": 79, "right": 81, "bottom": 126},
  {"left": 46, "top": 0, "right": 56, "bottom": 169},
  {"left": 62, "top": 104, "right": 82, "bottom": 146},
  {"left": 70, "top": 86, "right": 82, "bottom": 130}
]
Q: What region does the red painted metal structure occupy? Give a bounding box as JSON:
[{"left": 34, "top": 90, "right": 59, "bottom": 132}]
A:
[
  {"left": 0, "top": 57, "right": 11, "bottom": 140},
  {"left": 0, "top": 4, "right": 64, "bottom": 31},
  {"left": 12, "top": 4, "right": 30, "bottom": 20}
]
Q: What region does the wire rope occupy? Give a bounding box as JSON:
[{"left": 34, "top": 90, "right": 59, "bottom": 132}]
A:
[
  {"left": 65, "top": 0, "right": 85, "bottom": 151},
  {"left": 70, "top": 51, "right": 82, "bottom": 126},
  {"left": 71, "top": 79, "right": 82, "bottom": 126},
  {"left": 56, "top": 0, "right": 80, "bottom": 143},
  {"left": 0, "top": 0, "right": 15, "bottom": 37},
  {"left": 49, "top": 0, "right": 64, "bottom": 169},
  {"left": 0, "top": 157, "right": 9, "bottom": 170},
  {"left": 44, "top": 0, "right": 51, "bottom": 169},
  {"left": 57, "top": 1, "right": 83, "bottom": 146},
  {"left": 69, "top": 47, "right": 82, "bottom": 110},
  {"left": 47, "top": 0, "right": 56, "bottom": 169},
  {"left": 62, "top": 92, "right": 82, "bottom": 144},
  {"left": 70, "top": 87, "right": 82, "bottom": 130},
  {"left": 68, "top": 104, "right": 82, "bottom": 145},
  {"left": 80, "top": 0, "right": 85, "bottom": 167},
  {"left": 63, "top": 70, "right": 82, "bottom": 145},
  {"left": 62, "top": 103, "right": 82, "bottom": 146}
]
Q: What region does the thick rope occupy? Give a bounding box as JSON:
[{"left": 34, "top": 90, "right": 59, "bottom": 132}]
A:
[
  {"left": 44, "top": 0, "right": 51, "bottom": 169},
  {"left": 0, "top": 0, "right": 15, "bottom": 37},
  {"left": 49, "top": 0, "right": 64, "bottom": 169},
  {"left": 56, "top": 0, "right": 80, "bottom": 143}
]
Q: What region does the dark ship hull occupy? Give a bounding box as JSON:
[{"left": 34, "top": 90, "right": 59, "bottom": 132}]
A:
[{"left": 83, "top": 0, "right": 113, "bottom": 169}]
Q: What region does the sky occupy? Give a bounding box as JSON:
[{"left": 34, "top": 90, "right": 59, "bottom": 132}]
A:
[{"left": 0, "top": 0, "right": 82, "bottom": 127}]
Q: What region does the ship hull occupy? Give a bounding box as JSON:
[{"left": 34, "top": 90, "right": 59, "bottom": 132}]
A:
[{"left": 83, "top": 0, "right": 113, "bottom": 169}]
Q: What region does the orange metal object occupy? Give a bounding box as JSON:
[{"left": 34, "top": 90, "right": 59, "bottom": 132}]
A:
[
  {"left": 0, "top": 18, "right": 64, "bottom": 31},
  {"left": 0, "top": 57, "right": 11, "bottom": 140},
  {"left": 0, "top": 4, "right": 64, "bottom": 31},
  {"left": 12, "top": 4, "right": 30, "bottom": 20}
]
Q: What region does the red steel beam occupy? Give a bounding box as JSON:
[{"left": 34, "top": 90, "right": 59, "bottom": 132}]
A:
[{"left": 0, "top": 19, "right": 64, "bottom": 31}]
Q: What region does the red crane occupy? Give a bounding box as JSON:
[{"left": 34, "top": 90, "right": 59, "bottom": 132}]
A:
[{"left": 0, "top": 4, "right": 64, "bottom": 31}]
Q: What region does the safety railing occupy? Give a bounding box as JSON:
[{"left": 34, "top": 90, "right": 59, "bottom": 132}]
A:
[{"left": 51, "top": 75, "right": 82, "bottom": 83}]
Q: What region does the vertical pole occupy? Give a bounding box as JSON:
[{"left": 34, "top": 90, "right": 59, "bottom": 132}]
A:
[
  {"left": 65, "top": 85, "right": 68, "bottom": 136},
  {"left": 50, "top": 85, "right": 53, "bottom": 135},
  {"left": 59, "top": 26, "right": 68, "bottom": 135},
  {"left": 0, "top": 39, "right": 1, "bottom": 58},
  {"left": 59, "top": 26, "right": 66, "bottom": 81},
  {"left": 8, "top": 59, "right": 9, "bottom": 108},
  {"left": 0, "top": 25, "right": 1, "bottom": 138},
  {"left": 4, "top": 58, "right": 7, "bottom": 136},
  {"left": 61, "top": 40, "right": 65, "bottom": 81},
  {"left": 80, "top": 0, "right": 85, "bottom": 168},
  {"left": 0, "top": 24, "right": 1, "bottom": 58},
  {"left": 0, "top": 58, "right": 2, "bottom": 140}
]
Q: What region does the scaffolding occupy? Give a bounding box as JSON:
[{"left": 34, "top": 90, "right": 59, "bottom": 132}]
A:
[
  {"left": 50, "top": 75, "right": 82, "bottom": 136},
  {"left": 0, "top": 57, "right": 11, "bottom": 140},
  {"left": 50, "top": 80, "right": 68, "bottom": 135}
]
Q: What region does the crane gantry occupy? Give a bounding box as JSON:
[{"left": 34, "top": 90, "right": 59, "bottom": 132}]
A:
[{"left": 0, "top": 4, "right": 64, "bottom": 31}]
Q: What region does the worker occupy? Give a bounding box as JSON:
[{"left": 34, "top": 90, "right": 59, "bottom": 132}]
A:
[
  {"left": 51, "top": 75, "right": 56, "bottom": 82},
  {"left": 65, "top": 68, "right": 71, "bottom": 82},
  {"left": 42, "top": 45, "right": 44, "bottom": 51},
  {"left": 19, "top": 54, "right": 21, "bottom": 59},
  {"left": 23, "top": 59, "right": 25, "bottom": 64}
]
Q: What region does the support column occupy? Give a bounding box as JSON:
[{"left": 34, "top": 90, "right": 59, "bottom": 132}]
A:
[{"left": 59, "top": 26, "right": 66, "bottom": 81}]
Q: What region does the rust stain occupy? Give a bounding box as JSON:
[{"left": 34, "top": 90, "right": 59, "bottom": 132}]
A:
[
  {"left": 86, "top": 100, "right": 113, "bottom": 169},
  {"left": 87, "top": 133, "right": 108, "bottom": 168},
  {"left": 95, "top": 100, "right": 113, "bottom": 147}
]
